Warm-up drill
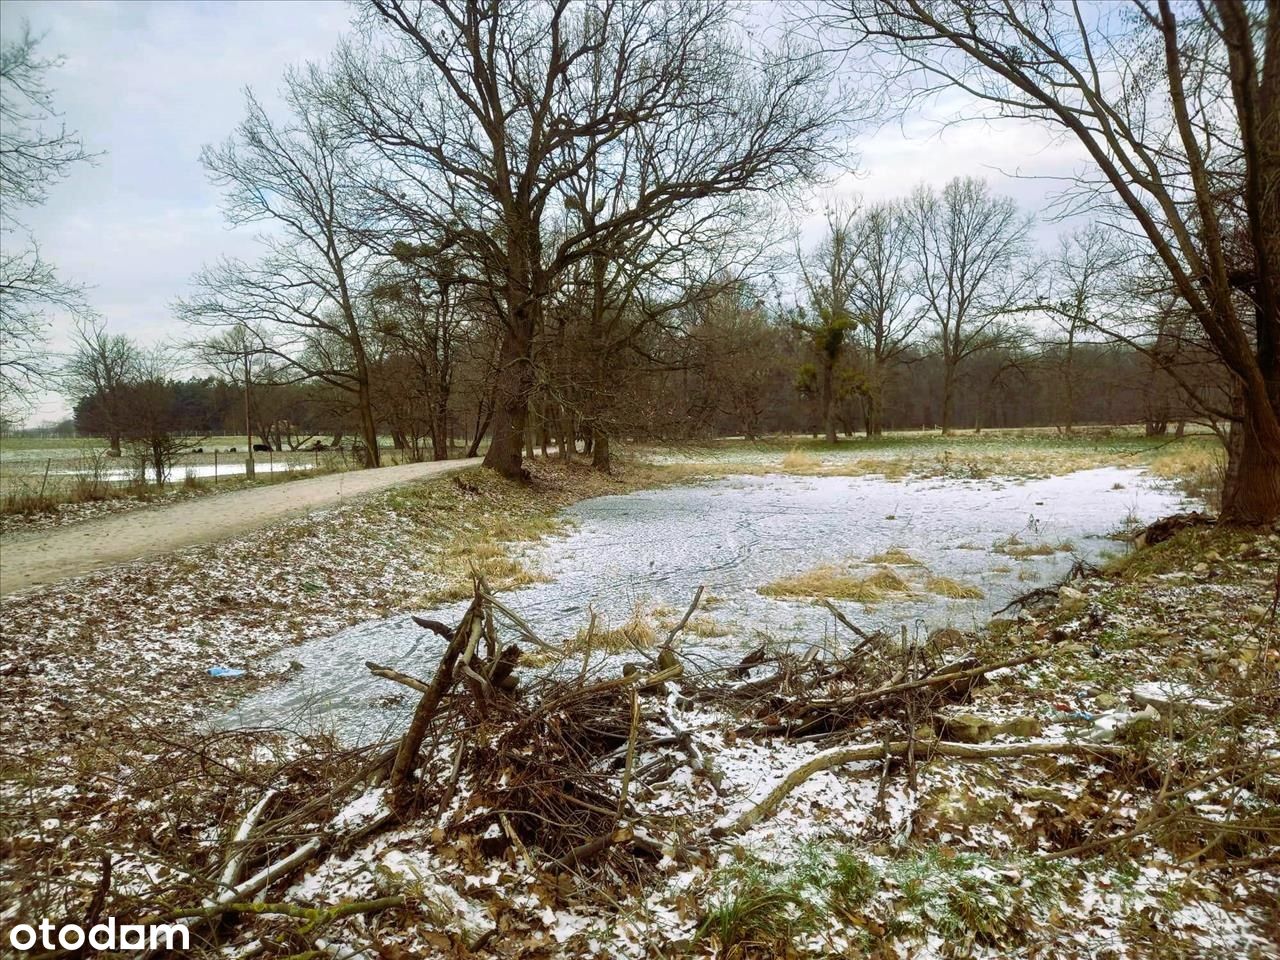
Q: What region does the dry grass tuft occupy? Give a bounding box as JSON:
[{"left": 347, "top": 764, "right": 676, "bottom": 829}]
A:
[
  {"left": 994, "top": 535, "right": 1058, "bottom": 559},
  {"left": 684, "top": 614, "right": 731, "bottom": 638},
  {"left": 578, "top": 614, "right": 658, "bottom": 653},
  {"left": 925, "top": 575, "right": 985, "bottom": 599},
  {"left": 781, "top": 448, "right": 820, "bottom": 471},
  {"left": 760, "top": 565, "right": 914, "bottom": 602},
  {"left": 1148, "top": 443, "right": 1225, "bottom": 511},
  {"left": 868, "top": 546, "right": 923, "bottom": 566}
]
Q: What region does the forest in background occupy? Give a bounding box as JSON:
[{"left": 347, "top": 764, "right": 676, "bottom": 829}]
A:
[{"left": 1, "top": 0, "right": 1275, "bottom": 522}]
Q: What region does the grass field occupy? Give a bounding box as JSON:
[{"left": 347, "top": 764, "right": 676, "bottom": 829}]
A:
[
  {"left": 0, "top": 434, "right": 469, "bottom": 519},
  {"left": 638, "top": 425, "right": 1224, "bottom": 506},
  {"left": 0, "top": 424, "right": 1224, "bottom": 523}
]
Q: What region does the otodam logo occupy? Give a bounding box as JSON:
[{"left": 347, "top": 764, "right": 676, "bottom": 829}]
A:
[{"left": 8, "top": 918, "right": 190, "bottom": 952}]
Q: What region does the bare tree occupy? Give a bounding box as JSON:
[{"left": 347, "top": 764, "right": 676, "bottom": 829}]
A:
[
  {"left": 697, "top": 281, "right": 782, "bottom": 441},
  {"left": 0, "top": 24, "right": 96, "bottom": 416},
  {"left": 194, "top": 323, "right": 273, "bottom": 472},
  {"left": 370, "top": 241, "right": 475, "bottom": 461},
  {"left": 118, "top": 349, "right": 203, "bottom": 487},
  {"left": 825, "top": 0, "right": 1280, "bottom": 521},
  {"left": 178, "top": 84, "right": 382, "bottom": 467},
  {"left": 62, "top": 318, "right": 142, "bottom": 455},
  {"left": 1041, "top": 225, "right": 1124, "bottom": 434},
  {"left": 849, "top": 200, "right": 921, "bottom": 436},
  {"left": 326, "top": 0, "right": 846, "bottom": 478},
  {"left": 795, "top": 205, "right": 862, "bottom": 443},
  {"left": 904, "top": 177, "right": 1033, "bottom": 434}
]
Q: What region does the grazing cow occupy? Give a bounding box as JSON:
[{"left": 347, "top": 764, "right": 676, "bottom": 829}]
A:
[{"left": 252, "top": 443, "right": 272, "bottom": 452}]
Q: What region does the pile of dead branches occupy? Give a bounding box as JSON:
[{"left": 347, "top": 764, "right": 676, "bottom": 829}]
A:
[
  {"left": 365, "top": 577, "right": 683, "bottom": 876},
  {"left": 702, "top": 602, "right": 1035, "bottom": 746}
]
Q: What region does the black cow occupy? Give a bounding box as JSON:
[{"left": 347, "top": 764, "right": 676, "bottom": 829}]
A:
[{"left": 252, "top": 443, "right": 272, "bottom": 452}]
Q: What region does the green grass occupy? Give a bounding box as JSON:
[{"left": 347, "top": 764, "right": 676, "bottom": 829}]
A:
[
  {"left": 697, "top": 854, "right": 814, "bottom": 955},
  {"left": 697, "top": 843, "right": 1074, "bottom": 957}
]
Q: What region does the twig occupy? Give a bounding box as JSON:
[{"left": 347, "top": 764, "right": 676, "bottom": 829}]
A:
[
  {"left": 664, "top": 585, "right": 705, "bottom": 647},
  {"left": 819, "top": 598, "right": 883, "bottom": 654},
  {"left": 616, "top": 688, "right": 641, "bottom": 818},
  {"left": 163, "top": 895, "right": 403, "bottom": 925},
  {"left": 387, "top": 593, "right": 483, "bottom": 809},
  {"left": 662, "top": 706, "right": 725, "bottom": 794}
]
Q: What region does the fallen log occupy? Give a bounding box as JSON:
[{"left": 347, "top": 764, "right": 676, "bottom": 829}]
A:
[
  {"left": 711, "top": 738, "right": 1129, "bottom": 837},
  {"left": 661, "top": 706, "right": 725, "bottom": 794},
  {"left": 140, "top": 836, "right": 326, "bottom": 958},
  {"left": 162, "top": 894, "right": 403, "bottom": 926},
  {"left": 819, "top": 597, "right": 885, "bottom": 653}
]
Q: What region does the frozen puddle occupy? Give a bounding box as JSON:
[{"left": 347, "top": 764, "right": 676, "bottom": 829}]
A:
[{"left": 224, "top": 467, "right": 1194, "bottom": 740}]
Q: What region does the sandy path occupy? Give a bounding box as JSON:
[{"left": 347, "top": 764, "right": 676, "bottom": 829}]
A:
[{"left": 0, "top": 457, "right": 481, "bottom": 596}]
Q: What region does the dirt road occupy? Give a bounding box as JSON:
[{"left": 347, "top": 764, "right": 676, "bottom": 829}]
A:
[{"left": 0, "top": 457, "right": 482, "bottom": 596}]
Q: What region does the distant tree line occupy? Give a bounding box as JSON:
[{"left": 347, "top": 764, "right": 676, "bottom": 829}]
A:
[{"left": 5, "top": 1, "right": 1274, "bottom": 522}]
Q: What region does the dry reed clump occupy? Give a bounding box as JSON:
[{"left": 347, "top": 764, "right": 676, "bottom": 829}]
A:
[
  {"left": 868, "top": 547, "right": 923, "bottom": 566},
  {"left": 760, "top": 565, "right": 914, "bottom": 602},
  {"left": 577, "top": 609, "right": 659, "bottom": 653},
  {"left": 1148, "top": 444, "right": 1225, "bottom": 511},
  {"left": 925, "top": 576, "right": 985, "bottom": 599},
  {"left": 683, "top": 614, "right": 731, "bottom": 638},
  {"left": 781, "top": 448, "right": 821, "bottom": 471},
  {"left": 430, "top": 550, "right": 549, "bottom": 602},
  {"left": 522, "top": 603, "right": 663, "bottom": 667},
  {"left": 992, "top": 534, "right": 1072, "bottom": 559}
]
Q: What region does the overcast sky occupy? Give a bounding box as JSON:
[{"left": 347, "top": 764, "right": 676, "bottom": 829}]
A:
[{"left": 2, "top": 0, "right": 1090, "bottom": 425}]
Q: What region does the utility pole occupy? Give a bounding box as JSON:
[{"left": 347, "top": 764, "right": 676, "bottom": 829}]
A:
[{"left": 242, "top": 330, "right": 255, "bottom": 479}]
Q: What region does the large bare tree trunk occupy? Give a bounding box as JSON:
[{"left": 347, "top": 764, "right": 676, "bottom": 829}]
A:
[
  {"left": 483, "top": 323, "right": 533, "bottom": 480},
  {"left": 865, "top": 362, "right": 885, "bottom": 438},
  {"left": 1222, "top": 394, "right": 1280, "bottom": 525},
  {"left": 591, "top": 425, "right": 611, "bottom": 472},
  {"left": 429, "top": 397, "right": 450, "bottom": 461},
  {"left": 355, "top": 376, "right": 381, "bottom": 469},
  {"left": 821, "top": 357, "right": 837, "bottom": 444},
  {"left": 940, "top": 364, "right": 956, "bottom": 435}
]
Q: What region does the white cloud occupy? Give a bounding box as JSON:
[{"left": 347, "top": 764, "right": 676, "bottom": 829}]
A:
[{"left": 1, "top": 0, "right": 352, "bottom": 422}]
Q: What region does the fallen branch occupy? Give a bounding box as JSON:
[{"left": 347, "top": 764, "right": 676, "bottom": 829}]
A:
[
  {"left": 820, "top": 598, "right": 883, "bottom": 654},
  {"left": 711, "top": 738, "right": 1128, "bottom": 837},
  {"left": 813, "top": 650, "right": 1045, "bottom": 709},
  {"left": 664, "top": 585, "right": 705, "bottom": 647},
  {"left": 140, "top": 837, "right": 325, "bottom": 958},
  {"left": 540, "top": 663, "right": 683, "bottom": 713},
  {"left": 365, "top": 662, "right": 433, "bottom": 696},
  {"left": 218, "top": 789, "right": 278, "bottom": 892},
  {"left": 163, "top": 894, "right": 404, "bottom": 926},
  {"left": 387, "top": 593, "right": 483, "bottom": 809},
  {"left": 662, "top": 707, "right": 725, "bottom": 794}
]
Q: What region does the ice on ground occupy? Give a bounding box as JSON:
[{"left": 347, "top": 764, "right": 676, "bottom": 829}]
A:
[{"left": 225, "top": 467, "right": 1193, "bottom": 740}]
